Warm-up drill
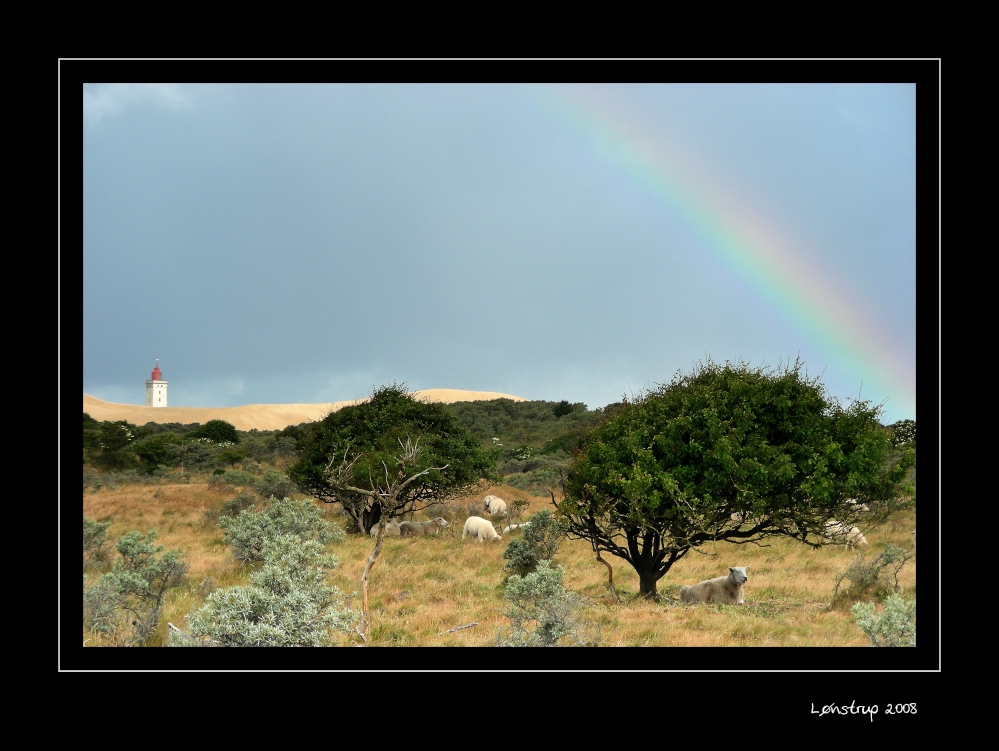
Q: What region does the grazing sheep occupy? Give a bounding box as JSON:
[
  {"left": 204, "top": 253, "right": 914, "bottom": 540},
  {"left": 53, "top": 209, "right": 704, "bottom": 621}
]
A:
[
  {"left": 679, "top": 567, "right": 749, "bottom": 605},
  {"left": 462, "top": 515, "right": 502, "bottom": 542},
  {"left": 400, "top": 517, "right": 450, "bottom": 537},
  {"left": 483, "top": 495, "right": 508, "bottom": 517},
  {"left": 369, "top": 519, "right": 402, "bottom": 537},
  {"left": 824, "top": 520, "right": 869, "bottom": 550}
]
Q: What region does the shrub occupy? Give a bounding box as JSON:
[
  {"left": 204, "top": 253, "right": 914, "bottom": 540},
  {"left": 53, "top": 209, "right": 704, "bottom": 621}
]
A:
[
  {"left": 496, "top": 560, "right": 601, "bottom": 647},
  {"left": 202, "top": 490, "right": 258, "bottom": 526},
  {"left": 502, "top": 509, "right": 564, "bottom": 578},
  {"left": 223, "top": 469, "right": 257, "bottom": 487},
  {"left": 219, "top": 496, "right": 345, "bottom": 563},
  {"left": 170, "top": 534, "right": 356, "bottom": 647},
  {"left": 852, "top": 593, "right": 916, "bottom": 647},
  {"left": 831, "top": 543, "right": 915, "bottom": 608},
  {"left": 256, "top": 469, "right": 298, "bottom": 500},
  {"left": 83, "top": 515, "right": 114, "bottom": 562},
  {"left": 83, "top": 529, "right": 188, "bottom": 646}
]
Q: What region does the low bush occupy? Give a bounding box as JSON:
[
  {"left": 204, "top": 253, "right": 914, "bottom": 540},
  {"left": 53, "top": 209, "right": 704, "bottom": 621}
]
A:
[
  {"left": 831, "top": 542, "right": 914, "bottom": 609},
  {"left": 852, "top": 593, "right": 916, "bottom": 647},
  {"left": 83, "top": 515, "right": 114, "bottom": 562},
  {"left": 256, "top": 469, "right": 298, "bottom": 500},
  {"left": 502, "top": 509, "right": 564, "bottom": 578},
  {"left": 170, "top": 534, "right": 355, "bottom": 647},
  {"left": 83, "top": 529, "right": 188, "bottom": 646},
  {"left": 220, "top": 496, "right": 345, "bottom": 563},
  {"left": 496, "top": 560, "right": 601, "bottom": 647}
]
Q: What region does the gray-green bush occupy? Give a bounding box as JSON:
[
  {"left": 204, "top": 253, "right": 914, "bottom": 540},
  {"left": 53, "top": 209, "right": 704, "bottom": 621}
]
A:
[
  {"left": 496, "top": 560, "right": 601, "bottom": 647},
  {"left": 83, "top": 515, "right": 114, "bottom": 562},
  {"left": 256, "top": 469, "right": 298, "bottom": 500},
  {"left": 852, "top": 593, "right": 916, "bottom": 647},
  {"left": 220, "top": 496, "right": 345, "bottom": 563},
  {"left": 83, "top": 529, "right": 188, "bottom": 646},
  {"left": 170, "top": 534, "right": 355, "bottom": 647}
]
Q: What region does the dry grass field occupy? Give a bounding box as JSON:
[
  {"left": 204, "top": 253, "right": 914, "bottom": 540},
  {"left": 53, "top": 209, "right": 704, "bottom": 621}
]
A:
[{"left": 82, "top": 479, "right": 917, "bottom": 652}]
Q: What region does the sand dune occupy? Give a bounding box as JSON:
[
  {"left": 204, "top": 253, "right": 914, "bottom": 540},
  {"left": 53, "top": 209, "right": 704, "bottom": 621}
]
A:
[{"left": 82, "top": 389, "right": 527, "bottom": 431}]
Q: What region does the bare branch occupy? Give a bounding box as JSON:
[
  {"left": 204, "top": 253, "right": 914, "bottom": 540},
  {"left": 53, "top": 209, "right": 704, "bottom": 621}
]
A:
[{"left": 439, "top": 622, "right": 478, "bottom": 635}]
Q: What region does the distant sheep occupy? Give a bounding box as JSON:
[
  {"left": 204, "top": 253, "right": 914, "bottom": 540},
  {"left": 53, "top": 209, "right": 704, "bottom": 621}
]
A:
[
  {"left": 679, "top": 567, "right": 748, "bottom": 605},
  {"left": 502, "top": 521, "right": 531, "bottom": 534},
  {"left": 369, "top": 519, "right": 402, "bottom": 537},
  {"left": 400, "top": 517, "right": 450, "bottom": 537},
  {"left": 843, "top": 498, "right": 870, "bottom": 513},
  {"left": 824, "top": 520, "right": 868, "bottom": 550},
  {"left": 462, "top": 515, "right": 502, "bottom": 542},
  {"left": 483, "top": 495, "right": 508, "bottom": 517}
]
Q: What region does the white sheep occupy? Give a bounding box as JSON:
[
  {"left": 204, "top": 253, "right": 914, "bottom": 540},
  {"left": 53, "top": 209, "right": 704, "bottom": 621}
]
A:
[
  {"left": 824, "top": 520, "right": 868, "bottom": 550},
  {"left": 679, "top": 567, "right": 748, "bottom": 605},
  {"left": 501, "top": 521, "right": 531, "bottom": 534},
  {"left": 843, "top": 498, "right": 870, "bottom": 512},
  {"left": 483, "top": 495, "right": 508, "bottom": 517},
  {"left": 369, "top": 519, "right": 402, "bottom": 537},
  {"left": 400, "top": 517, "right": 450, "bottom": 537},
  {"left": 462, "top": 515, "right": 502, "bottom": 542}
]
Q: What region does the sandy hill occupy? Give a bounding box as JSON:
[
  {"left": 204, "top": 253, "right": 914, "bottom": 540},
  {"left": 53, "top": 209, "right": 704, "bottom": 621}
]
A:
[{"left": 82, "top": 389, "right": 527, "bottom": 432}]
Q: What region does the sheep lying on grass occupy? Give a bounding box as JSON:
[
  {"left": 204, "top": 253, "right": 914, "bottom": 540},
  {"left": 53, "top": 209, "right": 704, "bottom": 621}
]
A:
[
  {"left": 462, "top": 515, "right": 502, "bottom": 542},
  {"left": 483, "top": 495, "right": 507, "bottom": 517},
  {"left": 824, "top": 520, "right": 869, "bottom": 550},
  {"left": 369, "top": 520, "right": 402, "bottom": 537},
  {"left": 679, "top": 567, "right": 749, "bottom": 605},
  {"left": 400, "top": 517, "right": 450, "bottom": 537}
]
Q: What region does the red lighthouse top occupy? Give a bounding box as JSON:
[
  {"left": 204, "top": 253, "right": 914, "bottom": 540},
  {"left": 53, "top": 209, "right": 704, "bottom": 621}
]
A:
[{"left": 151, "top": 363, "right": 163, "bottom": 381}]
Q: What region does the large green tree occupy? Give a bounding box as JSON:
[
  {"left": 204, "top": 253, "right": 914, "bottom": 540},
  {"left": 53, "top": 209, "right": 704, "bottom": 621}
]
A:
[
  {"left": 288, "top": 384, "right": 497, "bottom": 534},
  {"left": 556, "top": 359, "right": 915, "bottom": 598}
]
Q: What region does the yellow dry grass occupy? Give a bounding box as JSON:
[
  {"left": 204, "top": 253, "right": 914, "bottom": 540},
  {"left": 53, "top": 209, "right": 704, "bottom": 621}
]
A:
[{"left": 82, "top": 481, "right": 917, "bottom": 650}]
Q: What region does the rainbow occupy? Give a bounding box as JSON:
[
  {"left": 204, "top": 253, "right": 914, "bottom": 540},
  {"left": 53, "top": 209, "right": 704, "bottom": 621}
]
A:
[{"left": 533, "top": 84, "right": 915, "bottom": 419}]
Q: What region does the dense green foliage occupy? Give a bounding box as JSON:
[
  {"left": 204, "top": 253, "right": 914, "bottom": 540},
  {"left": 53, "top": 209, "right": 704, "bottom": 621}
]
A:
[
  {"left": 188, "top": 419, "right": 240, "bottom": 444},
  {"left": 219, "top": 496, "right": 345, "bottom": 563},
  {"left": 83, "top": 529, "right": 188, "bottom": 646},
  {"left": 445, "top": 398, "right": 603, "bottom": 455},
  {"left": 557, "top": 359, "right": 915, "bottom": 597},
  {"left": 288, "top": 385, "right": 497, "bottom": 533}
]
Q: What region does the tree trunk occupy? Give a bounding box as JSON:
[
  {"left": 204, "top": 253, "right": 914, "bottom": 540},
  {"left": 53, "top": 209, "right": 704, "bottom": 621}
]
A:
[
  {"left": 595, "top": 550, "right": 620, "bottom": 603},
  {"left": 637, "top": 568, "right": 659, "bottom": 599},
  {"left": 357, "top": 529, "right": 384, "bottom": 643}
]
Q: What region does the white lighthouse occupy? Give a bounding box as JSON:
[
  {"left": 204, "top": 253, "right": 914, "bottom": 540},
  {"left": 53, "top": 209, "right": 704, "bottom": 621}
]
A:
[{"left": 145, "top": 360, "right": 168, "bottom": 407}]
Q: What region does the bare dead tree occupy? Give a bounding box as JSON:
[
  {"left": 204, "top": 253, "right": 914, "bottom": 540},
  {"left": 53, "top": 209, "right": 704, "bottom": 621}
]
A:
[{"left": 324, "top": 435, "right": 449, "bottom": 644}]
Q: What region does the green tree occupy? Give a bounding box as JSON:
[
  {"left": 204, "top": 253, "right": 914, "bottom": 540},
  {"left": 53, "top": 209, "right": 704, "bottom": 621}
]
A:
[
  {"left": 133, "top": 432, "right": 182, "bottom": 472},
  {"left": 189, "top": 419, "right": 240, "bottom": 444},
  {"left": 288, "top": 384, "right": 497, "bottom": 534},
  {"left": 170, "top": 534, "right": 355, "bottom": 647},
  {"left": 556, "top": 359, "right": 915, "bottom": 598},
  {"left": 93, "top": 420, "right": 141, "bottom": 471}
]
